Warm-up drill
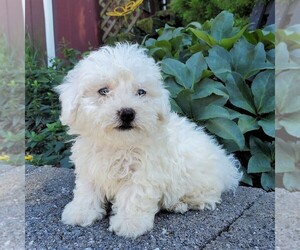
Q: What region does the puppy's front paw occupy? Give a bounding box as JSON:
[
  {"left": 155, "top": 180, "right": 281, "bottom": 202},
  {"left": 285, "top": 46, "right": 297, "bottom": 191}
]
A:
[
  {"left": 61, "top": 201, "right": 105, "bottom": 227},
  {"left": 109, "top": 214, "right": 154, "bottom": 238}
]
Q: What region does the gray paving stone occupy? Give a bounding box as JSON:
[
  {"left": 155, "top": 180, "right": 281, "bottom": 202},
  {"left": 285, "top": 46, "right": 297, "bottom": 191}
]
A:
[
  {"left": 0, "top": 165, "right": 25, "bottom": 250},
  {"left": 25, "top": 166, "right": 274, "bottom": 250},
  {"left": 204, "top": 192, "right": 275, "bottom": 250},
  {"left": 275, "top": 188, "right": 300, "bottom": 250}
]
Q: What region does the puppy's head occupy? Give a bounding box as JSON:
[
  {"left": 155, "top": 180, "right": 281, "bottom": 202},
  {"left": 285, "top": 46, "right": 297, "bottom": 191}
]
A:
[{"left": 56, "top": 43, "right": 170, "bottom": 144}]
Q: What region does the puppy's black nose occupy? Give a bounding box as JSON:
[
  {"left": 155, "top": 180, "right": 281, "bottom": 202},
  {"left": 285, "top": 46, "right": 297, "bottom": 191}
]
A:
[{"left": 118, "top": 108, "right": 136, "bottom": 123}]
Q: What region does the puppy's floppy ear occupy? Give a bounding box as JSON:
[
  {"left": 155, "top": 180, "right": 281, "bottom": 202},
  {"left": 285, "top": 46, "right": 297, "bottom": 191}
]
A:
[
  {"left": 157, "top": 87, "right": 171, "bottom": 123},
  {"left": 55, "top": 78, "right": 80, "bottom": 127}
]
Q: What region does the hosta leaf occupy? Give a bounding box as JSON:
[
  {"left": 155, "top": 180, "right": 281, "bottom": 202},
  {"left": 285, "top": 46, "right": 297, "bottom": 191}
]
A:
[
  {"left": 193, "top": 94, "right": 228, "bottom": 109},
  {"left": 189, "top": 43, "right": 209, "bottom": 54},
  {"left": 185, "top": 22, "right": 202, "bottom": 29},
  {"left": 155, "top": 40, "right": 172, "bottom": 51},
  {"left": 267, "top": 49, "right": 275, "bottom": 64},
  {"left": 283, "top": 172, "right": 300, "bottom": 191},
  {"left": 145, "top": 38, "right": 156, "bottom": 47},
  {"left": 172, "top": 27, "right": 184, "bottom": 37},
  {"left": 290, "top": 48, "right": 300, "bottom": 63},
  {"left": 193, "top": 105, "right": 230, "bottom": 121},
  {"left": 243, "top": 31, "right": 257, "bottom": 45},
  {"left": 147, "top": 40, "right": 172, "bottom": 59},
  {"left": 157, "top": 24, "right": 174, "bottom": 40},
  {"left": 275, "top": 138, "right": 295, "bottom": 173},
  {"left": 192, "top": 78, "right": 228, "bottom": 99},
  {"left": 261, "top": 32, "right": 275, "bottom": 48},
  {"left": 210, "top": 11, "right": 234, "bottom": 42},
  {"left": 258, "top": 112, "right": 275, "bottom": 137},
  {"left": 249, "top": 136, "right": 272, "bottom": 158},
  {"left": 230, "top": 38, "right": 274, "bottom": 79},
  {"left": 161, "top": 59, "right": 190, "bottom": 88},
  {"left": 206, "top": 118, "right": 245, "bottom": 150},
  {"left": 60, "top": 156, "right": 73, "bottom": 169},
  {"left": 189, "top": 28, "right": 217, "bottom": 47},
  {"left": 220, "top": 25, "right": 248, "bottom": 50},
  {"left": 178, "top": 49, "right": 193, "bottom": 62},
  {"left": 294, "top": 141, "right": 300, "bottom": 162},
  {"left": 251, "top": 70, "right": 275, "bottom": 114},
  {"left": 261, "top": 171, "right": 275, "bottom": 191},
  {"left": 170, "top": 98, "right": 183, "bottom": 114},
  {"left": 206, "top": 46, "right": 232, "bottom": 82},
  {"left": 276, "top": 42, "right": 300, "bottom": 70},
  {"left": 226, "top": 108, "right": 242, "bottom": 119},
  {"left": 238, "top": 115, "right": 259, "bottom": 133},
  {"left": 278, "top": 111, "right": 300, "bottom": 137},
  {"left": 175, "top": 89, "right": 193, "bottom": 117},
  {"left": 171, "top": 34, "right": 192, "bottom": 51},
  {"left": 240, "top": 166, "right": 253, "bottom": 186},
  {"left": 247, "top": 153, "right": 271, "bottom": 173},
  {"left": 186, "top": 52, "right": 207, "bottom": 86},
  {"left": 225, "top": 73, "right": 256, "bottom": 114},
  {"left": 201, "top": 20, "right": 211, "bottom": 30},
  {"left": 244, "top": 26, "right": 275, "bottom": 48},
  {"left": 276, "top": 71, "right": 300, "bottom": 114},
  {"left": 262, "top": 24, "right": 275, "bottom": 33},
  {"left": 219, "top": 138, "right": 241, "bottom": 153},
  {"left": 164, "top": 78, "right": 184, "bottom": 98},
  {"left": 275, "top": 118, "right": 282, "bottom": 130},
  {"left": 149, "top": 47, "right": 169, "bottom": 60}
]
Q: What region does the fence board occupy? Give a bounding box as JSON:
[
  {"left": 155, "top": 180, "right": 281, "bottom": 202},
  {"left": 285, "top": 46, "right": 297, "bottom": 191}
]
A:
[
  {"left": 25, "top": 0, "right": 46, "bottom": 57},
  {"left": 52, "top": 0, "right": 101, "bottom": 55}
]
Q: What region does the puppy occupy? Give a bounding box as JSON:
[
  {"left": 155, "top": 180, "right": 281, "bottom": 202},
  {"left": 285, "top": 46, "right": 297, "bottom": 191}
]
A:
[{"left": 56, "top": 43, "right": 241, "bottom": 238}]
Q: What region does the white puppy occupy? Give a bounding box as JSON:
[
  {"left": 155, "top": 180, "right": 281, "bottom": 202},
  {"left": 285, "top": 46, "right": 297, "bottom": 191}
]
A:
[{"left": 56, "top": 43, "right": 242, "bottom": 238}]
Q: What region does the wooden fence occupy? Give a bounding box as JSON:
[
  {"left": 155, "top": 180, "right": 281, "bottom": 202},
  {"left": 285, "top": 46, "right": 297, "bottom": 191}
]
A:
[
  {"left": 25, "top": 0, "right": 46, "bottom": 55},
  {"left": 99, "top": 0, "right": 160, "bottom": 42}
]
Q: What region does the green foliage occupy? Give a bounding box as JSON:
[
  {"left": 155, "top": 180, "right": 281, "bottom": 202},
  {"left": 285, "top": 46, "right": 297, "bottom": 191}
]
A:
[
  {"left": 144, "top": 11, "right": 275, "bottom": 190},
  {"left": 170, "top": 0, "right": 256, "bottom": 26},
  {"left": 0, "top": 34, "right": 24, "bottom": 165},
  {"left": 275, "top": 24, "right": 300, "bottom": 191},
  {"left": 25, "top": 39, "right": 82, "bottom": 168}
]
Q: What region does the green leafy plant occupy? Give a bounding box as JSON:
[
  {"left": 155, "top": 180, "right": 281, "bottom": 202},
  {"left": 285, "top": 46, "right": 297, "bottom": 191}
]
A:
[
  {"left": 144, "top": 11, "right": 275, "bottom": 190},
  {"left": 275, "top": 25, "right": 300, "bottom": 191},
  {"left": 170, "top": 0, "right": 258, "bottom": 26},
  {"left": 25, "top": 38, "right": 82, "bottom": 168},
  {"left": 0, "top": 34, "right": 24, "bottom": 165}
]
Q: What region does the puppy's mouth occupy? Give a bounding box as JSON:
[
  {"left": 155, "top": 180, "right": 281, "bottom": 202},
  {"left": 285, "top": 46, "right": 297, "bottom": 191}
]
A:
[{"left": 117, "top": 124, "right": 134, "bottom": 131}]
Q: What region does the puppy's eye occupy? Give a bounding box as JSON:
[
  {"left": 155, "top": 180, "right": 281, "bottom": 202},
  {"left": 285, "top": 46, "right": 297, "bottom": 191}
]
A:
[
  {"left": 98, "top": 87, "right": 110, "bottom": 96},
  {"left": 137, "top": 89, "right": 146, "bottom": 96}
]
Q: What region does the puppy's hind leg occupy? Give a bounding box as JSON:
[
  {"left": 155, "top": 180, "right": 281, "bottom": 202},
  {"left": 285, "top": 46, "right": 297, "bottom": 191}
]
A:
[
  {"left": 182, "top": 189, "right": 222, "bottom": 211},
  {"left": 61, "top": 176, "right": 106, "bottom": 226},
  {"left": 163, "top": 200, "right": 189, "bottom": 214}
]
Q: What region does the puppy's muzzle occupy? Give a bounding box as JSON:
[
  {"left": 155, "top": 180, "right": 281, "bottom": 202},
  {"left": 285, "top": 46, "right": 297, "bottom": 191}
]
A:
[{"left": 117, "top": 108, "right": 136, "bottom": 130}]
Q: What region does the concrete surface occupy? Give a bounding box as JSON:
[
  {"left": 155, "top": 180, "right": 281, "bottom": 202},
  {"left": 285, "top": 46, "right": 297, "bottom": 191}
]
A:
[
  {"left": 204, "top": 193, "right": 274, "bottom": 250},
  {"left": 0, "top": 165, "right": 25, "bottom": 250},
  {"left": 25, "top": 166, "right": 275, "bottom": 250},
  {"left": 275, "top": 188, "right": 300, "bottom": 250}
]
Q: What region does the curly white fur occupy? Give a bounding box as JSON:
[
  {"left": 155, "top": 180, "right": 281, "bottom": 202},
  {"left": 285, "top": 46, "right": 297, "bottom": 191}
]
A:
[{"left": 56, "top": 43, "right": 242, "bottom": 238}]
